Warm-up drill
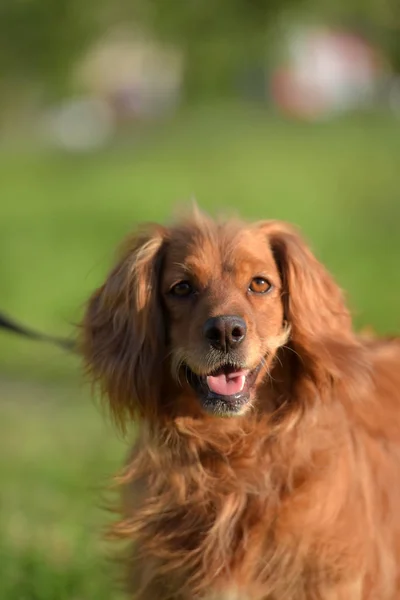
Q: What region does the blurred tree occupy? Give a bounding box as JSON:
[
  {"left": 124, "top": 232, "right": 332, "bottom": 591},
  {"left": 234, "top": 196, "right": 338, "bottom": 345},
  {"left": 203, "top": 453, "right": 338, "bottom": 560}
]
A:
[
  {"left": 0, "top": 0, "right": 103, "bottom": 99},
  {"left": 0, "top": 0, "right": 398, "bottom": 106},
  {"left": 133, "top": 0, "right": 298, "bottom": 97},
  {"left": 0, "top": 0, "right": 301, "bottom": 101},
  {"left": 133, "top": 0, "right": 400, "bottom": 96}
]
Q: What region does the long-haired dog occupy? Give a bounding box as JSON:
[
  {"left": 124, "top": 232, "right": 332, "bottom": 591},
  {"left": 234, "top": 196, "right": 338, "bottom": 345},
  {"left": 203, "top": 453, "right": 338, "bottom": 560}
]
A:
[{"left": 82, "top": 207, "right": 400, "bottom": 600}]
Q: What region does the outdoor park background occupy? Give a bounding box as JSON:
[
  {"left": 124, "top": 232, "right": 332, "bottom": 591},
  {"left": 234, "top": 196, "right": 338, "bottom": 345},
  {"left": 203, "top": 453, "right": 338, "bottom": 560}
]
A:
[{"left": 0, "top": 0, "right": 399, "bottom": 598}]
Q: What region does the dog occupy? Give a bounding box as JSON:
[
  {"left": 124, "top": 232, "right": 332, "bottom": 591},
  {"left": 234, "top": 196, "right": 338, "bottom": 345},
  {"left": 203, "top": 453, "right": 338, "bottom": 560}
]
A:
[{"left": 82, "top": 207, "right": 400, "bottom": 599}]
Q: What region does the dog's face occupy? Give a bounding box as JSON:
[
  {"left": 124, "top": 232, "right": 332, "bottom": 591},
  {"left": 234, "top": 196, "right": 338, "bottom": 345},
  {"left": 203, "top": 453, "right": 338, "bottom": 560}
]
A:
[
  {"left": 162, "top": 222, "right": 286, "bottom": 416},
  {"left": 82, "top": 208, "right": 351, "bottom": 426}
]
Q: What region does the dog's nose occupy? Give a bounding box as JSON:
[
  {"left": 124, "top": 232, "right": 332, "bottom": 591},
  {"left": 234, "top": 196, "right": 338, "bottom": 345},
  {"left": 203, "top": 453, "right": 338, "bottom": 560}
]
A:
[{"left": 204, "top": 316, "right": 247, "bottom": 352}]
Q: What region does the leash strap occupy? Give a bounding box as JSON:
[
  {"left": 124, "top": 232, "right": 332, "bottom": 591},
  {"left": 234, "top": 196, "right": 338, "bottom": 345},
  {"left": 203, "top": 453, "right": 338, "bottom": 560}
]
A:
[{"left": 0, "top": 312, "right": 77, "bottom": 353}]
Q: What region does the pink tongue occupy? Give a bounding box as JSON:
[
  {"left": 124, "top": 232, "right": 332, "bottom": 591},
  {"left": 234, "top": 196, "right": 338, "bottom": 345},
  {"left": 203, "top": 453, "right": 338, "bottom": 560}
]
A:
[{"left": 206, "top": 370, "right": 248, "bottom": 396}]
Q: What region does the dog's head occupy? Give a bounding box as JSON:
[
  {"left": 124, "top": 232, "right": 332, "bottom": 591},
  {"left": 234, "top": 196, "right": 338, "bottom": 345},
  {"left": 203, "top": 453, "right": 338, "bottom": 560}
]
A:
[{"left": 82, "top": 208, "right": 352, "bottom": 427}]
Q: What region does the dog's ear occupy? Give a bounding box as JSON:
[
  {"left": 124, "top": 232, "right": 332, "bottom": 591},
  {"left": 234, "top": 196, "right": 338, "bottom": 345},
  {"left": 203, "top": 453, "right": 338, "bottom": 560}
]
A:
[
  {"left": 81, "top": 225, "right": 167, "bottom": 429},
  {"left": 258, "top": 221, "right": 356, "bottom": 380}
]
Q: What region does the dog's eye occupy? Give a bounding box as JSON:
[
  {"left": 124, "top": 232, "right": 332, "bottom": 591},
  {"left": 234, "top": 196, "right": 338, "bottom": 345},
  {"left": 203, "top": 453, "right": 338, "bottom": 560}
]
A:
[
  {"left": 249, "top": 277, "right": 272, "bottom": 294},
  {"left": 170, "top": 281, "right": 195, "bottom": 297}
]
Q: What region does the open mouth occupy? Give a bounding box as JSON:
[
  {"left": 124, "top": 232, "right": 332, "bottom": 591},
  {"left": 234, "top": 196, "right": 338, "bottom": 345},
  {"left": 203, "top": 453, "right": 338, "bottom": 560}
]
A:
[{"left": 184, "top": 363, "right": 262, "bottom": 416}]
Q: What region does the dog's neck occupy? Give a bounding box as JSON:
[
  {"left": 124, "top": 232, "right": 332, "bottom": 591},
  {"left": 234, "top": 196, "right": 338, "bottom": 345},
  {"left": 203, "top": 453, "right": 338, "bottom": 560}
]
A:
[{"left": 139, "top": 336, "right": 370, "bottom": 468}]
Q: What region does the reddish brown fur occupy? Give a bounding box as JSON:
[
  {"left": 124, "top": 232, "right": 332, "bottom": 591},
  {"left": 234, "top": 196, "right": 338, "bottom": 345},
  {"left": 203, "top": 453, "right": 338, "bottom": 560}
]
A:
[{"left": 82, "top": 208, "right": 400, "bottom": 599}]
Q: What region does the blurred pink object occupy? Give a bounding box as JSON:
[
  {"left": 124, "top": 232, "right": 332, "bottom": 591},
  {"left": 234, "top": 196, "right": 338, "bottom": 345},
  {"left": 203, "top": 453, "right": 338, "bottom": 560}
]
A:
[{"left": 271, "top": 27, "right": 383, "bottom": 120}]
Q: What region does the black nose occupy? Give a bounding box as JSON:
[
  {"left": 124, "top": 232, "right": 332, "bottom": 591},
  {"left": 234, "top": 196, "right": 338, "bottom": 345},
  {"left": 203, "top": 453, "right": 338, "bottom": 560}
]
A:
[{"left": 203, "top": 315, "right": 247, "bottom": 352}]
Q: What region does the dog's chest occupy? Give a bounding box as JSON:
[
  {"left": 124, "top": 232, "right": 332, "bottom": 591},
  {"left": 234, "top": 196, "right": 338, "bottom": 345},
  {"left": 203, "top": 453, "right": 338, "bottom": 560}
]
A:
[
  {"left": 123, "top": 441, "right": 363, "bottom": 600},
  {"left": 126, "top": 450, "right": 305, "bottom": 596}
]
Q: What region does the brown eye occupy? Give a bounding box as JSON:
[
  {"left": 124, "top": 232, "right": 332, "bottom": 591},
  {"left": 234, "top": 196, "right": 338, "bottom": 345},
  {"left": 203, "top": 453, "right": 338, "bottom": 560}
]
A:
[
  {"left": 249, "top": 277, "right": 272, "bottom": 294},
  {"left": 170, "top": 281, "right": 195, "bottom": 297}
]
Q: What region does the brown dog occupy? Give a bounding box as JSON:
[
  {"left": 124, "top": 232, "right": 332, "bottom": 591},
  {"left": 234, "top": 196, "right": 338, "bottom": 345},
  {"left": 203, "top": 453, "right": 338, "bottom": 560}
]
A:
[{"left": 82, "top": 207, "right": 400, "bottom": 599}]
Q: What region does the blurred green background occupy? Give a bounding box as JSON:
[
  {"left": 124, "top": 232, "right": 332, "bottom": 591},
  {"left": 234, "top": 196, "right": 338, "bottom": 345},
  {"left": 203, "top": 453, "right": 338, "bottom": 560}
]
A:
[{"left": 0, "top": 0, "right": 399, "bottom": 598}]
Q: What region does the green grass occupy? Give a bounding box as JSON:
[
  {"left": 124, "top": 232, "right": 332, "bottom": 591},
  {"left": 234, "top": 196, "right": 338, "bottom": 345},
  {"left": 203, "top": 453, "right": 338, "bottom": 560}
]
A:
[
  {"left": 0, "top": 103, "right": 399, "bottom": 598},
  {"left": 1, "top": 104, "right": 399, "bottom": 381},
  {"left": 0, "top": 381, "right": 126, "bottom": 599}
]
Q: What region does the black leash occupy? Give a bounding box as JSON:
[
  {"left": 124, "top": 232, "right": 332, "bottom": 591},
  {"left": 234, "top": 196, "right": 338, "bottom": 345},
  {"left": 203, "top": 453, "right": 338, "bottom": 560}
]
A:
[{"left": 0, "top": 312, "right": 77, "bottom": 353}]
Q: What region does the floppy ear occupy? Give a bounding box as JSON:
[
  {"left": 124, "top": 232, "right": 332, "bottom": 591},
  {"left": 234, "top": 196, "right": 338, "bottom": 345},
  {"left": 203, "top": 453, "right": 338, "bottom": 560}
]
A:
[
  {"left": 81, "top": 225, "right": 167, "bottom": 428},
  {"left": 258, "top": 221, "right": 356, "bottom": 381}
]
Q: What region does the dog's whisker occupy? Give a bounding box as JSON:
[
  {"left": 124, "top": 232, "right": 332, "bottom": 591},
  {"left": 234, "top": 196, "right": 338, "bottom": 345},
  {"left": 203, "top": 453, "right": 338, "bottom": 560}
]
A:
[
  {"left": 272, "top": 352, "right": 283, "bottom": 371},
  {"left": 281, "top": 344, "right": 304, "bottom": 364},
  {"left": 184, "top": 365, "right": 190, "bottom": 387}
]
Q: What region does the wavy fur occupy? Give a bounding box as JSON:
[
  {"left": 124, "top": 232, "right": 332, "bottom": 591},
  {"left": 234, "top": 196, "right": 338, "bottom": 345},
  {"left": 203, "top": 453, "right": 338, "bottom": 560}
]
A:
[{"left": 82, "top": 209, "right": 400, "bottom": 599}]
